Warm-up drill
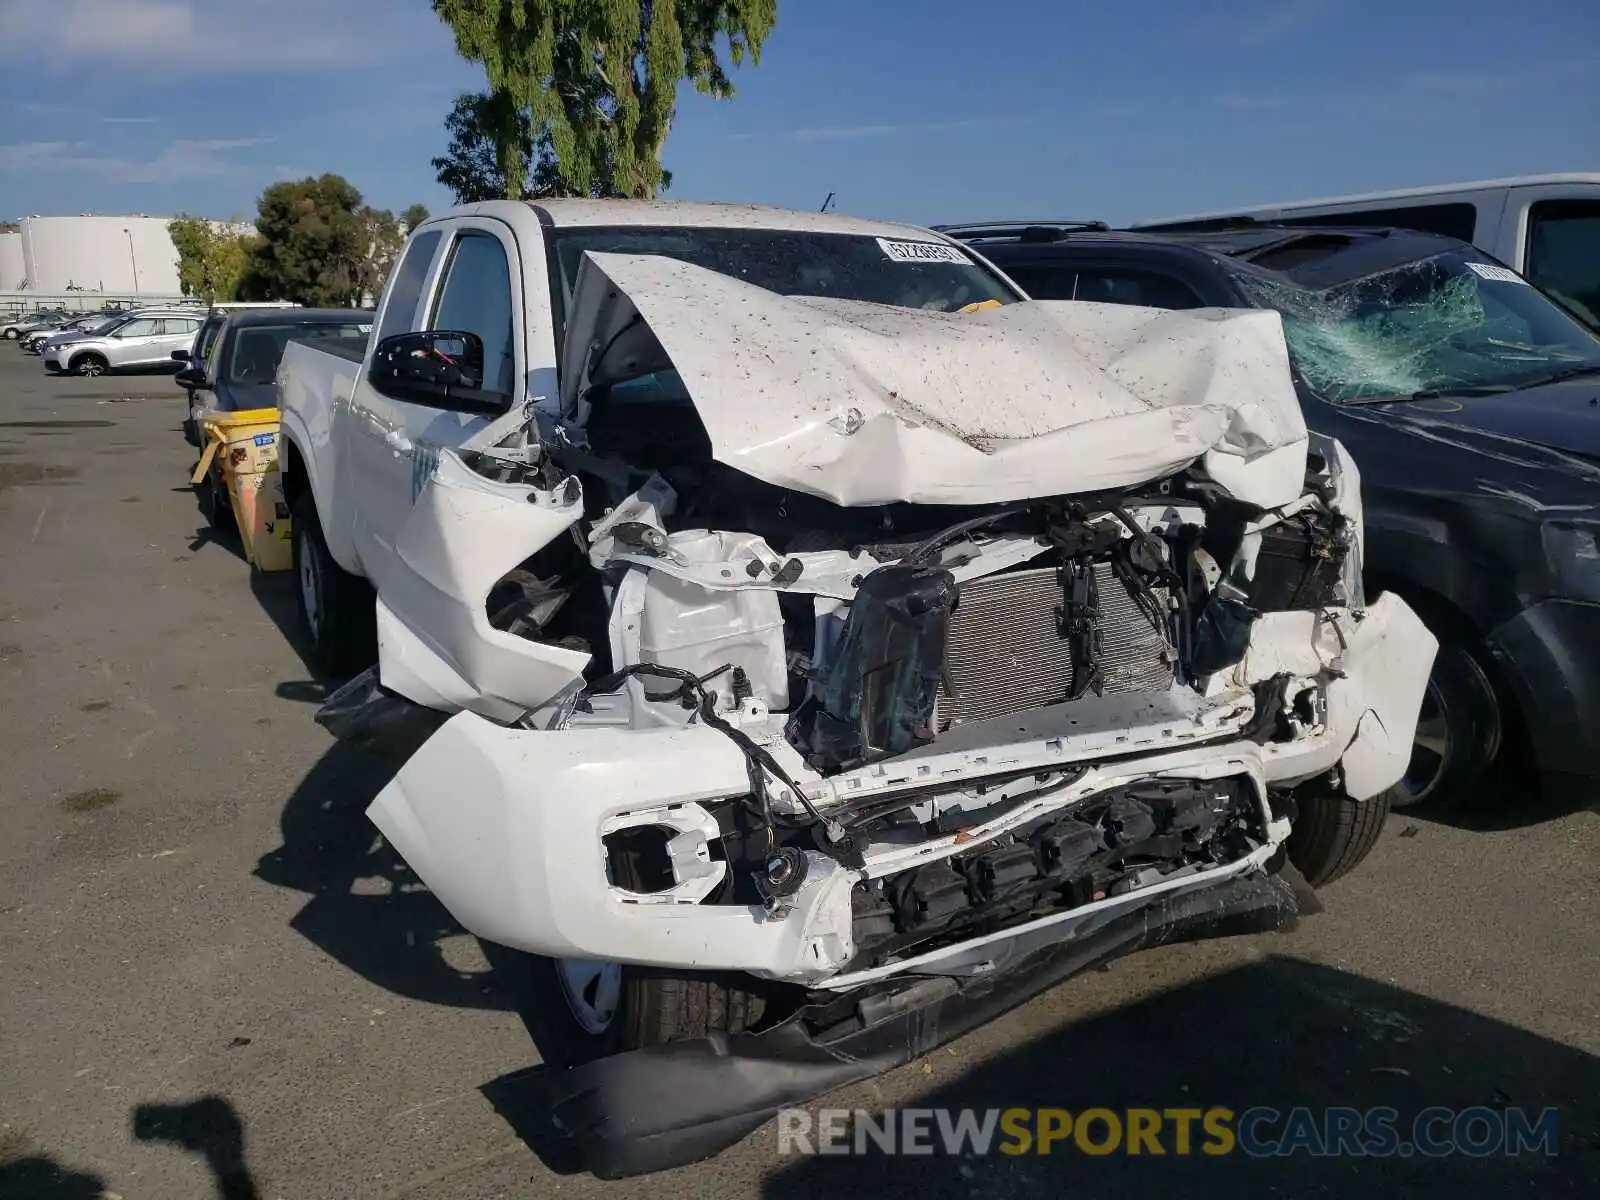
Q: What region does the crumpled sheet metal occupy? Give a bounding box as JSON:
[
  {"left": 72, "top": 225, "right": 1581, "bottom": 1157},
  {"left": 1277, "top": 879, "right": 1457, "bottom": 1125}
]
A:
[{"left": 561, "top": 252, "right": 1311, "bottom": 509}]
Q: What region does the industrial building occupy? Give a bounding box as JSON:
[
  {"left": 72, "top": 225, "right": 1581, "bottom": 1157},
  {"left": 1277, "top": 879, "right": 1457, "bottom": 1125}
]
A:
[
  {"left": 11, "top": 215, "right": 184, "bottom": 295},
  {"left": 0, "top": 214, "right": 256, "bottom": 311}
]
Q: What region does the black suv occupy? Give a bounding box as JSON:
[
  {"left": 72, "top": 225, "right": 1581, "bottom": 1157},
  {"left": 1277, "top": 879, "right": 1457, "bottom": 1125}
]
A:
[{"left": 941, "top": 219, "right": 1600, "bottom": 814}]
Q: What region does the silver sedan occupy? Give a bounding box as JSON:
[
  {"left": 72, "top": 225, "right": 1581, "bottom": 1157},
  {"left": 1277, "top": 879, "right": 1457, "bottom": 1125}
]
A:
[{"left": 44, "top": 312, "right": 206, "bottom": 376}]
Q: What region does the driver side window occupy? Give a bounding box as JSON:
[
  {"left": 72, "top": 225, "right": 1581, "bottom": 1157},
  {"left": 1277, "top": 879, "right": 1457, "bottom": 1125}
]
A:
[
  {"left": 116, "top": 318, "right": 160, "bottom": 338},
  {"left": 430, "top": 231, "right": 517, "bottom": 400}
]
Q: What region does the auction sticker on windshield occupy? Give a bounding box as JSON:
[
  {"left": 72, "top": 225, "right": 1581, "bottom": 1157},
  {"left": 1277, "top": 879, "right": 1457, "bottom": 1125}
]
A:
[
  {"left": 1465, "top": 262, "right": 1527, "bottom": 285},
  {"left": 877, "top": 238, "right": 972, "bottom": 265}
]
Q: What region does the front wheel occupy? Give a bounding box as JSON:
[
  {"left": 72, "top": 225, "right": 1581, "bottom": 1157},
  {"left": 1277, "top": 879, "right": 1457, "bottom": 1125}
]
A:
[
  {"left": 3, "top": 329, "right": 18, "bottom": 340},
  {"left": 1287, "top": 782, "right": 1392, "bottom": 888},
  {"left": 1392, "top": 637, "right": 1502, "bottom": 812},
  {"left": 73, "top": 354, "right": 108, "bottom": 377},
  {"left": 290, "top": 492, "right": 377, "bottom": 677},
  {"left": 521, "top": 955, "right": 778, "bottom": 1067}
]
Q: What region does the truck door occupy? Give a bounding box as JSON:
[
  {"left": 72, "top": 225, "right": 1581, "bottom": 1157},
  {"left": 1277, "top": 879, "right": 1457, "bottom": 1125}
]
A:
[
  {"left": 347, "top": 217, "right": 527, "bottom": 590},
  {"left": 1508, "top": 186, "right": 1600, "bottom": 331}
]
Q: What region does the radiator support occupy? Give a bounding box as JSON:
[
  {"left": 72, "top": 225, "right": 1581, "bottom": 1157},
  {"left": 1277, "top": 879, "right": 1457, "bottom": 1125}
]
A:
[{"left": 938, "top": 564, "right": 1175, "bottom": 729}]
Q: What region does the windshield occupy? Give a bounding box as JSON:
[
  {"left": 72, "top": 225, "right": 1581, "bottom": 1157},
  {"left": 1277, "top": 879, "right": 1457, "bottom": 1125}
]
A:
[
  {"left": 1233, "top": 251, "right": 1600, "bottom": 401},
  {"left": 225, "top": 323, "right": 370, "bottom": 384},
  {"left": 547, "top": 226, "right": 1017, "bottom": 326}
]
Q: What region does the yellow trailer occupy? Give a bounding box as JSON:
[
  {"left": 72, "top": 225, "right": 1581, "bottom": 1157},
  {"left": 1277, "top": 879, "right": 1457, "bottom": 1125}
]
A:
[{"left": 190, "top": 407, "right": 292, "bottom": 572}]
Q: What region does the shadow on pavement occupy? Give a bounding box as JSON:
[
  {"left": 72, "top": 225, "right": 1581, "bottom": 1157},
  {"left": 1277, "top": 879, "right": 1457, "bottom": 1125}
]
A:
[
  {"left": 756, "top": 956, "right": 1597, "bottom": 1199},
  {"left": 247, "top": 568, "right": 332, "bottom": 703},
  {"left": 132, "top": 1095, "right": 261, "bottom": 1200},
  {"left": 0, "top": 1154, "right": 108, "bottom": 1200},
  {"left": 481, "top": 1064, "right": 588, "bottom": 1177},
  {"left": 1408, "top": 783, "right": 1600, "bottom": 834},
  {"left": 254, "top": 740, "right": 510, "bottom": 1011}
]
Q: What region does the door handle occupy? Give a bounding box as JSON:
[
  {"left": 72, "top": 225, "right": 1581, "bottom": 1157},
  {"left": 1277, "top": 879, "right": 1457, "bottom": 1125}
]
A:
[{"left": 384, "top": 429, "right": 414, "bottom": 454}]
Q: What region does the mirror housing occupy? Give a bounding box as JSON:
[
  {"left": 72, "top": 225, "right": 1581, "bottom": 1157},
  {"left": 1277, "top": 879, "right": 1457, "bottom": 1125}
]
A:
[
  {"left": 368, "top": 330, "right": 508, "bottom": 415},
  {"left": 170, "top": 349, "right": 191, "bottom": 362},
  {"left": 174, "top": 367, "right": 208, "bottom": 389}
]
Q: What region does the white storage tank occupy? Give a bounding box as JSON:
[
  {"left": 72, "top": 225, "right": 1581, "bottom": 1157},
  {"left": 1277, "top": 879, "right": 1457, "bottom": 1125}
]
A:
[
  {"left": 18, "top": 215, "right": 184, "bottom": 295},
  {"left": 0, "top": 229, "right": 23, "bottom": 290}
]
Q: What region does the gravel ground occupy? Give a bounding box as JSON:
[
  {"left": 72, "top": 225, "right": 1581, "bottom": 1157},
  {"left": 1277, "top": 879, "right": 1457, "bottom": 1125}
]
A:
[{"left": 0, "top": 354, "right": 1596, "bottom": 1199}]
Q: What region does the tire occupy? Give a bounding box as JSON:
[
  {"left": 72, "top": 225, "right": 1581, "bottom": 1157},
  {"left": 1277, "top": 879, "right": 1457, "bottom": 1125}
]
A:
[
  {"left": 198, "top": 471, "right": 234, "bottom": 538},
  {"left": 520, "top": 956, "right": 776, "bottom": 1068},
  {"left": 291, "top": 491, "right": 377, "bottom": 677},
  {"left": 72, "top": 353, "right": 108, "bottom": 377},
  {"left": 1392, "top": 635, "right": 1502, "bottom": 812},
  {"left": 1287, "top": 783, "right": 1393, "bottom": 888},
  {"left": 3, "top": 329, "right": 18, "bottom": 341},
  {"left": 182, "top": 415, "right": 201, "bottom": 448},
  {"left": 515, "top": 834, "right": 786, "bottom": 1067}
]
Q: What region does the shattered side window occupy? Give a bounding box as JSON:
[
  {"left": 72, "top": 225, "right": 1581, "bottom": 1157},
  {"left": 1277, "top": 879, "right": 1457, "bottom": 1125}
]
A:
[{"left": 1233, "top": 252, "right": 1600, "bottom": 402}]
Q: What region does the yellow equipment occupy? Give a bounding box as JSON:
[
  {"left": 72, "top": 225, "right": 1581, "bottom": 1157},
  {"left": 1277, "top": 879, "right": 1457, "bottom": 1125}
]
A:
[{"left": 190, "top": 407, "right": 292, "bottom": 572}]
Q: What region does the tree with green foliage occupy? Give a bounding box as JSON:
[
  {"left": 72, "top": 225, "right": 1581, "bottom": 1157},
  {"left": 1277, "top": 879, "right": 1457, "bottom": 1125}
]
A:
[
  {"left": 357, "top": 207, "right": 407, "bottom": 306},
  {"left": 433, "top": 89, "right": 533, "bottom": 203},
  {"left": 248, "top": 174, "right": 368, "bottom": 307},
  {"left": 400, "top": 204, "right": 431, "bottom": 232},
  {"left": 433, "top": 88, "right": 669, "bottom": 203},
  {"left": 430, "top": 0, "right": 775, "bottom": 199},
  {"left": 168, "top": 215, "right": 262, "bottom": 302}
]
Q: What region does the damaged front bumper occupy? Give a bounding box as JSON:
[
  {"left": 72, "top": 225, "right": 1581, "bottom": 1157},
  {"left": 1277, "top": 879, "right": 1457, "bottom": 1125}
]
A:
[
  {"left": 368, "top": 591, "right": 1432, "bottom": 982},
  {"left": 536, "top": 869, "right": 1306, "bottom": 1178}
]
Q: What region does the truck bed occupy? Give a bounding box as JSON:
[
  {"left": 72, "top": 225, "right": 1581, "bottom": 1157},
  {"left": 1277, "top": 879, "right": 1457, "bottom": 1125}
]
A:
[{"left": 293, "top": 332, "right": 368, "bottom": 364}]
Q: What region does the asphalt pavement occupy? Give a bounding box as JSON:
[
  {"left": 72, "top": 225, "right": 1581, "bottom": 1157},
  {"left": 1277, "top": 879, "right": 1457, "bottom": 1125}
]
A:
[{"left": 0, "top": 352, "right": 1596, "bottom": 1199}]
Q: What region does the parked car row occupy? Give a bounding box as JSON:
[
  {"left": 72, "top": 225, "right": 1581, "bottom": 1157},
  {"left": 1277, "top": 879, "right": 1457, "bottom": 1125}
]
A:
[
  {"left": 16, "top": 308, "right": 131, "bottom": 354},
  {"left": 7, "top": 303, "right": 206, "bottom": 375},
  {"left": 3, "top": 305, "right": 128, "bottom": 341}
]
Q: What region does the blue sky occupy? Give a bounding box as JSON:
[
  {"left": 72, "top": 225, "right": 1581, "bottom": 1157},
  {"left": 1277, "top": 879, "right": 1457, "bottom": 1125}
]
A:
[{"left": 1, "top": 0, "right": 1596, "bottom": 227}]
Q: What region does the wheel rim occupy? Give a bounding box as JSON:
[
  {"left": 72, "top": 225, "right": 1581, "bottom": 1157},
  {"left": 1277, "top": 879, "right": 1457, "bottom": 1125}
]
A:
[
  {"left": 81, "top": 360, "right": 104, "bottom": 376},
  {"left": 1394, "top": 676, "right": 1450, "bottom": 808},
  {"left": 556, "top": 958, "right": 622, "bottom": 1035},
  {"left": 297, "top": 530, "right": 321, "bottom": 639}
]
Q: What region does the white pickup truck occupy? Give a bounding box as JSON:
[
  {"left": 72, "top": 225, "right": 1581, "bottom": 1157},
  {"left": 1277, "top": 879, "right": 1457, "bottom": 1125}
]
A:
[{"left": 277, "top": 199, "right": 1434, "bottom": 1177}]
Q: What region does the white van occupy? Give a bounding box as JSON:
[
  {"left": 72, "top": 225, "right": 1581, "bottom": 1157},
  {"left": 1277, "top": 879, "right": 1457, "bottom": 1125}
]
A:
[{"left": 1135, "top": 173, "right": 1600, "bottom": 327}]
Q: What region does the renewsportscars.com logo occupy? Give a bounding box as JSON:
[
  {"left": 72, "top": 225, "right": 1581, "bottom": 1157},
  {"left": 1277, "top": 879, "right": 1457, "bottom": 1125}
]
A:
[{"left": 776, "top": 1105, "right": 1560, "bottom": 1159}]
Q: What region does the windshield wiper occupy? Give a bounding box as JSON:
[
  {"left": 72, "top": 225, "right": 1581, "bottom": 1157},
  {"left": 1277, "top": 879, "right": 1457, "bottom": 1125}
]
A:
[
  {"left": 1340, "top": 384, "right": 1515, "bottom": 406},
  {"left": 1508, "top": 363, "right": 1600, "bottom": 390}
]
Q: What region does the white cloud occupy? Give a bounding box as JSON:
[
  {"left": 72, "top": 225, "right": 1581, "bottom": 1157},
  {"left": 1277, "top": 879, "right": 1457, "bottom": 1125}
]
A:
[
  {"left": 1406, "top": 72, "right": 1514, "bottom": 96},
  {"left": 763, "top": 117, "right": 1028, "bottom": 143},
  {"left": 1231, "top": 0, "right": 1329, "bottom": 46},
  {"left": 0, "top": 0, "right": 445, "bottom": 72},
  {"left": 788, "top": 124, "right": 903, "bottom": 142},
  {"left": 1214, "top": 93, "right": 1290, "bottom": 110},
  {"left": 0, "top": 138, "right": 275, "bottom": 184}
]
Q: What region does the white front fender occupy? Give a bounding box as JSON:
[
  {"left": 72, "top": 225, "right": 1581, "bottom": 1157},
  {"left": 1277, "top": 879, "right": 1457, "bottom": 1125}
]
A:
[{"left": 376, "top": 450, "right": 590, "bottom": 718}]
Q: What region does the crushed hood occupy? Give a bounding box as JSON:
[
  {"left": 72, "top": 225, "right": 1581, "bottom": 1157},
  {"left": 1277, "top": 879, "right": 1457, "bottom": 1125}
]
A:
[{"left": 561, "top": 251, "right": 1310, "bottom": 509}]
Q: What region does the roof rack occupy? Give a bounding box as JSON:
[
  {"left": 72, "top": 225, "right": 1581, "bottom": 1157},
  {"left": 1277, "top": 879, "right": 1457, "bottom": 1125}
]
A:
[{"left": 933, "top": 219, "right": 1110, "bottom": 242}]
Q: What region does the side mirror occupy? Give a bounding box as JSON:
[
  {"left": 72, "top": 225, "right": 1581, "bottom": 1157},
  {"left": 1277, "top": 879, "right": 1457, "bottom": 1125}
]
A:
[
  {"left": 175, "top": 367, "right": 208, "bottom": 389},
  {"left": 368, "top": 330, "right": 508, "bottom": 415},
  {"left": 171, "top": 349, "right": 191, "bottom": 363}
]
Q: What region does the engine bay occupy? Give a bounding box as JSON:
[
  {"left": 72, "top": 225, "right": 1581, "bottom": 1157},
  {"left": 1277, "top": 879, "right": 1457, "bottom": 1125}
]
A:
[{"left": 477, "top": 441, "right": 1357, "bottom": 773}]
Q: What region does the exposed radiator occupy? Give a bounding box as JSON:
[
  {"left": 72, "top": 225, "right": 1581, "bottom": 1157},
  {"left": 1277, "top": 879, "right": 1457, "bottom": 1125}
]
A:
[{"left": 938, "top": 563, "right": 1175, "bottom": 728}]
